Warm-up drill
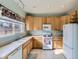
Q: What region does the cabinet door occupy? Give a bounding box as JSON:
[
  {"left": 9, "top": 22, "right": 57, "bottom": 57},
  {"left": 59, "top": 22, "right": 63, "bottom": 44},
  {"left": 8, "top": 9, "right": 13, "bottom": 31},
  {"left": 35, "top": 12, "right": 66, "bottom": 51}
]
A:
[
  {"left": 23, "top": 46, "right": 28, "bottom": 59},
  {"left": 33, "top": 37, "right": 42, "bottom": 49},
  {"left": 27, "top": 40, "right": 32, "bottom": 55},
  {"left": 54, "top": 40, "right": 63, "bottom": 48},
  {"left": 33, "top": 17, "right": 39, "bottom": 30},
  {"left": 26, "top": 16, "right": 33, "bottom": 31},
  {"left": 28, "top": 41, "right": 32, "bottom": 52},
  {"left": 36, "top": 18, "right": 43, "bottom": 30},
  {"left": 22, "top": 40, "right": 33, "bottom": 59},
  {"left": 30, "top": 41, "right": 33, "bottom": 50}
]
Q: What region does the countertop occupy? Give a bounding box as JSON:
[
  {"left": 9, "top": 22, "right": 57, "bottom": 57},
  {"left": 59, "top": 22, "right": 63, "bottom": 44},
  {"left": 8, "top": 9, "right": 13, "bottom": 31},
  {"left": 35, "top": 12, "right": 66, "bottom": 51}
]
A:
[
  {"left": 0, "top": 36, "right": 42, "bottom": 59},
  {"left": 0, "top": 36, "right": 32, "bottom": 59}
]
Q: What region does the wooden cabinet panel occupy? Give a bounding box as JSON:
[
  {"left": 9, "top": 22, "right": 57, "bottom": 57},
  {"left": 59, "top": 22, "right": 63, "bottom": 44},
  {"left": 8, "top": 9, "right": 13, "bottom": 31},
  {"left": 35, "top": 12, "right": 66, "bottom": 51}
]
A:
[
  {"left": 26, "top": 10, "right": 77, "bottom": 31},
  {"left": 26, "top": 16, "right": 33, "bottom": 31},
  {"left": 47, "top": 17, "right": 52, "bottom": 24},
  {"left": 27, "top": 40, "right": 33, "bottom": 53},
  {"left": 47, "top": 17, "right": 52, "bottom": 30},
  {"left": 51, "top": 17, "right": 55, "bottom": 30},
  {"left": 54, "top": 40, "right": 63, "bottom": 48},
  {"left": 69, "top": 10, "right": 78, "bottom": 23},
  {"left": 38, "top": 17, "right": 43, "bottom": 30},
  {"left": 33, "top": 37, "right": 43, "bottom": 49},
  {"left": 33, "top": 17, "right": 39, "bottom": 30},
  {"left": 22, "top": 46, "right": 28, "bottom": 59},
  {"left": 22, "top": 39, "right": 33, "bottom": 59},
  {"left": 53, "top": 37, "right": 63, "bottom": 49},
  {"left": 53, "top": 17, "right": 61, "bottom": 30},
  {"left": 30, "top": 40, "right": 33, "bottom": 51},
  {"left": 42, "top": 17, "right": 47, "bottom": 24}
]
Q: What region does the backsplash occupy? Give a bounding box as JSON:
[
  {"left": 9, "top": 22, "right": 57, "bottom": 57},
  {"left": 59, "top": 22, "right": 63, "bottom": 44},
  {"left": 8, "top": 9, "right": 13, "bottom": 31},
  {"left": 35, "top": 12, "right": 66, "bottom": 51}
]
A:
[{"left": 30, "top": 30, "right": 63, "bottom": 37}]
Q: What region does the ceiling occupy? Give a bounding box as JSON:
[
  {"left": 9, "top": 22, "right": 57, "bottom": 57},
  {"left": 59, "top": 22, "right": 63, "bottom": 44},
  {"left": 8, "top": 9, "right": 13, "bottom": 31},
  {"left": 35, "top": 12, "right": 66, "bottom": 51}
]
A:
[{"left": 14, "top": 0, "right": 77, "bottom": 15}]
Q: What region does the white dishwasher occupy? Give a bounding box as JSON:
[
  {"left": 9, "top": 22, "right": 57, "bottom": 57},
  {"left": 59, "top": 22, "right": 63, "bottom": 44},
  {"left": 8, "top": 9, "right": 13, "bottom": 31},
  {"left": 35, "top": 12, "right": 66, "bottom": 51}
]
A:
[{"left": 8, "top": 46, "right": 22, "bottom": 59}]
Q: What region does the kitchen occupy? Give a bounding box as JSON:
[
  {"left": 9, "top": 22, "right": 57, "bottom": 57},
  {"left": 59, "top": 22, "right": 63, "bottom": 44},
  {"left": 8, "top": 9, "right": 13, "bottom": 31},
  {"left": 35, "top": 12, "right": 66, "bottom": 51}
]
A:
[{"left": 0, "top": 0, "right": 78, "bottom": 59}]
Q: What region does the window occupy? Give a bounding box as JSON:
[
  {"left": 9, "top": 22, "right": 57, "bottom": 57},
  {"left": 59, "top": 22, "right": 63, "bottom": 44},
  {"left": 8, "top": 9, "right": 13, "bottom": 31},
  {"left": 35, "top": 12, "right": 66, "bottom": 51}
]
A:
[
  {"left": 0, "top": 17, "right": 25, "bottom": 37},
  {"left": 0, "top": 19, "right": 13, "bottom": 35},
  {"left": 14, "top": 22, "right": 25, "bottom": 33},
  {"left": 14, "top": 23, "right": 21, "bottom": 33}
]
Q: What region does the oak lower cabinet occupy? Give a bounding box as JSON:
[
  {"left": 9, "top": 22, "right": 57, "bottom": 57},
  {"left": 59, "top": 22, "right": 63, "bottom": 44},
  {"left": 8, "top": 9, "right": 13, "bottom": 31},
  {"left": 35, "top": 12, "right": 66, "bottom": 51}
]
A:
[
  {"left": 27, "top": 40, "right": 32, "bottom": 53},
  {"left": 22, "top": 40, "right": 33, "bottom": 59},
  {"left": 33, "top": 37, "right": 43, "bottom": 49},
  {"left": 53, "top": 37, "right": 63, "bottom": 49},
  {"left": 8, "top": 46, "right": 22, "bottom": 59},
  {"left": 22, "top": 46, "right": 28, "bottom": 59}
]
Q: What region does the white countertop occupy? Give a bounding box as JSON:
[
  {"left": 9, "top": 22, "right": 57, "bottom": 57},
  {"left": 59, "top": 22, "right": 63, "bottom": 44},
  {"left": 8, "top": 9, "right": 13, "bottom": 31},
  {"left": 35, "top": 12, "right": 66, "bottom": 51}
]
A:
[
  {"left": 0, "top": 36, "right": 32, "bottom": 58},
  {"left": 0, "top": 36, "right": 42, "bottom": 59}
]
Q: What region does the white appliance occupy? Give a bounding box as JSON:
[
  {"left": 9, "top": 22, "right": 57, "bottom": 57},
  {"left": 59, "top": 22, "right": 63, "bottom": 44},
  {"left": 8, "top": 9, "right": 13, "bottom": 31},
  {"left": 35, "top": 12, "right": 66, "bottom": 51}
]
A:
[
  {"left": 63, "top": 24, "right": 78, "bottom": 59},
  {"left": 43, "top": 24, "right": 53, "bottom": 49},
  {"left": 8, "top": 46, "right": 22, "bottom": 59}
]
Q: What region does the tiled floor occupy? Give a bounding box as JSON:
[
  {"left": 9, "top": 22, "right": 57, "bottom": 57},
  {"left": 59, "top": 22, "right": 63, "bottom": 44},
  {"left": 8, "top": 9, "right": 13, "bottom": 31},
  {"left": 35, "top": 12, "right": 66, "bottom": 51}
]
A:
[{"left": 28, "top": 49, "right": 66, "bottom": 59}]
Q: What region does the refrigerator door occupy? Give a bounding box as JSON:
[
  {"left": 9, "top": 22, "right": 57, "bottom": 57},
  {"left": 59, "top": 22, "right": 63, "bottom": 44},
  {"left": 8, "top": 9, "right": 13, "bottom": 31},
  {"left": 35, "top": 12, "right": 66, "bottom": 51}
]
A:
[
  {"left": 63, "top": 24, "right": 78, "bottom": 48},
  {"left": 63, "top": 24, "right": 78, "bottom": 59},
  {"left": 63, "top": 45, "right": 73, "bottom": 59}
]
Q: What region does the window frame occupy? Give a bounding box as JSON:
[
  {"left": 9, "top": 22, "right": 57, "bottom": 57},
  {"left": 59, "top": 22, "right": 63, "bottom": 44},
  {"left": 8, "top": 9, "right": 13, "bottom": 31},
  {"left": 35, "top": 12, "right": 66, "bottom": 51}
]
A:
[{"left": 0, "top": 16, "right": 25, "bottom": 37}]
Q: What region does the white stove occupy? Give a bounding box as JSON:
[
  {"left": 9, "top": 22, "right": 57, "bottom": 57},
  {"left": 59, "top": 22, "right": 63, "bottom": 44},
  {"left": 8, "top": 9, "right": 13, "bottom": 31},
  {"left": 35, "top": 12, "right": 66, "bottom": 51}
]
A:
[{"left": 43, "top": 24, "right": 53, "bottom": 49}]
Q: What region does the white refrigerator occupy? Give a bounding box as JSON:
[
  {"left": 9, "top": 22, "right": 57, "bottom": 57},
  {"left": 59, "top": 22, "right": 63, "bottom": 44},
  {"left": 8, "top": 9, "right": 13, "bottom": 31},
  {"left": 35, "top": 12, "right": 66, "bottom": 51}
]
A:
[{"left": 63, "top": 24, "right": 78, "bottom": 59}]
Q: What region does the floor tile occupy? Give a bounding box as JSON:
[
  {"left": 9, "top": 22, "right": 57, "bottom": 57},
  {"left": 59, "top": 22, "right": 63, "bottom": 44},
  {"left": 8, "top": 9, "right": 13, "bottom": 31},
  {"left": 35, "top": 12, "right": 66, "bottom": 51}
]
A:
[{"left": 28, "top": 49, "right": 66, "bottom": 59}]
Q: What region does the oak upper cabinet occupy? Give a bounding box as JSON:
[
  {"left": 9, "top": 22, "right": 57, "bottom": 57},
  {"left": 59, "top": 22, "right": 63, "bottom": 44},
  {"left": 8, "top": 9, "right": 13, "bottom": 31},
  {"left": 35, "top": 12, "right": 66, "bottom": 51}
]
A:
[
  {"left": 60, "top": 16, "right": 69, "bottom": 30},
  {"left": 47, "top": 17, "right": 52, "bottom": 24},
  {"left": 51, "top": 17, "right": 55, "bottom": 30},
  {"left": 42, "top": 17, "right": 47, "bottom": 24},
  {"left": 38, "top": 17, "right": 43, "bottom": 30},
  {"left": 26, "top": 16, "right": 43, "bottom": 30},
  {"left": 26, "top": 10, "right": 77, "bottom": 31},
  {"left": 26, "top": 16, "right": 33, "bottom": 31},
  {"left": 33, "top": 17, "right": 39, "bottom": 30},
  {"left": 69, "top": 10, "right": 78, "bottom": 23},
  {"left": 53, "top": 17, "right": 61, "bottom": 30},
  {"left": 33, "top": 17, "right": 43, "bottom": 30},
  {"left": 60, "top": 10, "right": 78, "bottom": 30}
]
